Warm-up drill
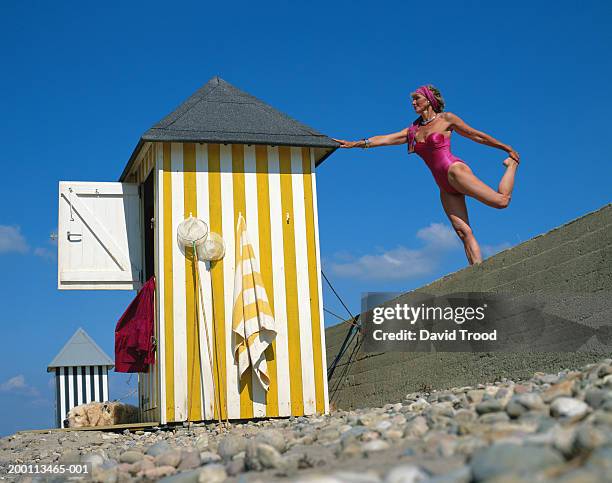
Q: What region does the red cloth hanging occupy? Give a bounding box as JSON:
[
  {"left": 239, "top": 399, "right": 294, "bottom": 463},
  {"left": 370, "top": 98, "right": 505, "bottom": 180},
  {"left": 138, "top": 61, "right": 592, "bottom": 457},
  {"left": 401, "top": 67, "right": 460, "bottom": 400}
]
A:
[{"left": 114, "top": 277, "right": 156, "bottom": 373}]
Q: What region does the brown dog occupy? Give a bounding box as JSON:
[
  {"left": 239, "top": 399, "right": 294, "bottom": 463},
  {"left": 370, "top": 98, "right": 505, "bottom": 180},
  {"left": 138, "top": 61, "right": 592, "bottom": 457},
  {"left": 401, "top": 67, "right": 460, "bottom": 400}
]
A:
[{"left": 64, "top": 401, "right": 140, "bottom": 428}]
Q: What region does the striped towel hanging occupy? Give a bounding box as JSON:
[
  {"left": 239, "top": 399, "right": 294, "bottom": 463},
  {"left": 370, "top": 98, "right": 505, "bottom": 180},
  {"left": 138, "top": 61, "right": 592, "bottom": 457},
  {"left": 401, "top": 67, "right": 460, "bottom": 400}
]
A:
[{"left": 232, "top": 213, "right": 277, "bottom": 391}]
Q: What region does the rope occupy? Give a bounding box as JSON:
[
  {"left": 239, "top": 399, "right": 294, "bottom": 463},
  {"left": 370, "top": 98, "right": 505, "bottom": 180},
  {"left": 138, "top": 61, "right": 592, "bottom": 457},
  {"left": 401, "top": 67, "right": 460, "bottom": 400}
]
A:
[
  {"left": 323, "top": 308, "right": 346, "bottom": 322},
  {"left": 322, "top": 271, "right": 356, "bottom": 321},
  {"left": 329, "top": 329, "right": 363, "bottom": 403},
  {"left": 327, "top": 314, "right": 360, "bottom": 380},
  {"left": 321, "top": 270, "right": 362, "bottom": 387},
  {"left": 113, "top": 374, "right": 138, "bottom": 403},
  {"left": 113, "top": 387, "right": 138, "bottom": 403}
]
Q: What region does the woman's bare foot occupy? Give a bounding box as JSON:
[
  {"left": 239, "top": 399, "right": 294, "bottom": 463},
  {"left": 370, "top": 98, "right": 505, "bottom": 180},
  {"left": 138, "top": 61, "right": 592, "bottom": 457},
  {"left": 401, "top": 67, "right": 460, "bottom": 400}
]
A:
[{"left": 503, "top": 157, "right": 519, "bottom": 168}]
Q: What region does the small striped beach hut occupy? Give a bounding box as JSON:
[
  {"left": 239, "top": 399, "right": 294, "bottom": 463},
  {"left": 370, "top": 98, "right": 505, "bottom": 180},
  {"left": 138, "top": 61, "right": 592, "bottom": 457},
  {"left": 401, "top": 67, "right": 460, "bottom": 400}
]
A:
[
  {"left": 47, "top": 328, "right": 114, "bottom": 428},
  {"left": 57, "top": 77, "right": 338, "bottom": 424}
]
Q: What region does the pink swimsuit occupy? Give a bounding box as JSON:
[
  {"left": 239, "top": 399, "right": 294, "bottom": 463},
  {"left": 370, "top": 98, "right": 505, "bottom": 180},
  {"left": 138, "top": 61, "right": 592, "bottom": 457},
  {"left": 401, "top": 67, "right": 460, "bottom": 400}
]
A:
[{"left": 413, "top": 132, "right": 466, "bottom": 194}]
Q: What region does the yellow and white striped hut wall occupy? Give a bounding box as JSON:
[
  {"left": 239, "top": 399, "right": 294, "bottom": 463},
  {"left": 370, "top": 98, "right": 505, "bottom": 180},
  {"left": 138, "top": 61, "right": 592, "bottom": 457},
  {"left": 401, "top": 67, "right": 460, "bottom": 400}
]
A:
[{"left": 121, "top": 77, "right": 338, "bottom": 424}]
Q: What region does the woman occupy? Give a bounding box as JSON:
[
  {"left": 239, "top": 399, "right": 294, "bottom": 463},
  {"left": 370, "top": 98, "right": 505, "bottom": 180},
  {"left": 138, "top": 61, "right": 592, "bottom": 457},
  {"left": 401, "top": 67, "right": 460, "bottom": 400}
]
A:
[{"left": 334, "top": 85, "right": 520, "bottom": 265}]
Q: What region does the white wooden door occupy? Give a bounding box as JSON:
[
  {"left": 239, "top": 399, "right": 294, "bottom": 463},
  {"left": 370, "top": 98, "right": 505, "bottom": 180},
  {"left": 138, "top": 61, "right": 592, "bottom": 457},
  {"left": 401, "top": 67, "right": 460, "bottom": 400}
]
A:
[{"left": 58, "top": 182, "right": 143, "bottom": 290}]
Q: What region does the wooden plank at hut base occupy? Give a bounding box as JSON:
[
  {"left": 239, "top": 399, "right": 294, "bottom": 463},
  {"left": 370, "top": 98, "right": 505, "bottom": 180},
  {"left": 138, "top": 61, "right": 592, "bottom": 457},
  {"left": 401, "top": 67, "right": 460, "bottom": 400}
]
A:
[{"left": 17, "top": 422, "right": 161, "bottom": 434}]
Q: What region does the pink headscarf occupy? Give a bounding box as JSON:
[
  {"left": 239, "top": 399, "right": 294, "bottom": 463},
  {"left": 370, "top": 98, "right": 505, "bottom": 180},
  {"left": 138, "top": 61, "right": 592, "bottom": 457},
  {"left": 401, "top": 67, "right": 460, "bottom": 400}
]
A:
[
  {"left": 407, "top": 85, "right": 440, "bottom": 153},
  {"left": 415, "top": 85, "right": 440, "bottom": 111}
]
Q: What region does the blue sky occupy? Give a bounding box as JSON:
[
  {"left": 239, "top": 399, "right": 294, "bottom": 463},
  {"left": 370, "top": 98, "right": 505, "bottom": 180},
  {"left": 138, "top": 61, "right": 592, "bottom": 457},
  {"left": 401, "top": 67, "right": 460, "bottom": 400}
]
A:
[{"left": 0, "top": 1, "right": 610, "bottom": 435}]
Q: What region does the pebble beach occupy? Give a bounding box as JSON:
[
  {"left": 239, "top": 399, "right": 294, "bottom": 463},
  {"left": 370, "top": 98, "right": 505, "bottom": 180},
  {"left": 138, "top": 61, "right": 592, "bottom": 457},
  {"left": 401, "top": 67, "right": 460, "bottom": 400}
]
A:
[{"left": 2, "top": 358, "right": 612, "bottom": 482}]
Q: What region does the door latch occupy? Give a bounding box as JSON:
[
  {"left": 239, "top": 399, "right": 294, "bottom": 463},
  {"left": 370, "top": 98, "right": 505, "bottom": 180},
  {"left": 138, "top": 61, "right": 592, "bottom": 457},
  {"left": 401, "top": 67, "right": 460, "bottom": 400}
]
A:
[{"left": 67, "top": 231, "right": 82, "bottom": 242}]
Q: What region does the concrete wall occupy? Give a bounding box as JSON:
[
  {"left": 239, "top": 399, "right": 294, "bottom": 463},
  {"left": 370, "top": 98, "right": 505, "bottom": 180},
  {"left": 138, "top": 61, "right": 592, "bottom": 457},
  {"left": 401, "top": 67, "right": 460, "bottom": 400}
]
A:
[{"left": 325, "top": 203, "right": 612, "bottom": 410}]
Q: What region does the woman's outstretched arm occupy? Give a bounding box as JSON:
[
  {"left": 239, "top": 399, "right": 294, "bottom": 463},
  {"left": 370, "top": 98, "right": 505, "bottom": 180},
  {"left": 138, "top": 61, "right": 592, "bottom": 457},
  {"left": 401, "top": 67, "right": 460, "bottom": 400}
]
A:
[
  {"left": 333, "top": 128, "right": 409, "bottom": 148},
  {"left": 444, "top": 112, "right": 520, "bottom": 162}
]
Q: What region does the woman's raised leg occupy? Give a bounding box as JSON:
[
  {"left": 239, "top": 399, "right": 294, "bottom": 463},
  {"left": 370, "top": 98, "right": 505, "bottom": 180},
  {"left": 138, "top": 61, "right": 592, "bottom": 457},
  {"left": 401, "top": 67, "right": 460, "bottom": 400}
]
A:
[
  {"left": 439, "top": 190, "right": 482, "bottom": 265},
  {"left": 447, "top": 158, "right": 518, "bottom": 209}
]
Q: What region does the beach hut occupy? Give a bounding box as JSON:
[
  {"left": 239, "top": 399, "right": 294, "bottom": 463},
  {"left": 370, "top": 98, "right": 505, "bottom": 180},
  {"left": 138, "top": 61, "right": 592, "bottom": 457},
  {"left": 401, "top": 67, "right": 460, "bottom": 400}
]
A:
[
  {"left": 47, "top": 328, "right": 114, "bottom": 428},
  {"left": 57, "top": 77, "right": 338, "bottom": 424}
]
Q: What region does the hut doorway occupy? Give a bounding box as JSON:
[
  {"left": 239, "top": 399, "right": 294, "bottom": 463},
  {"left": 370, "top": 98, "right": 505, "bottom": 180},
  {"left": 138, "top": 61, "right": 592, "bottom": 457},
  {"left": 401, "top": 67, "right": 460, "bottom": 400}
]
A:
[{"left": 142, "top": 171, "right": 155, "bottom": 281}]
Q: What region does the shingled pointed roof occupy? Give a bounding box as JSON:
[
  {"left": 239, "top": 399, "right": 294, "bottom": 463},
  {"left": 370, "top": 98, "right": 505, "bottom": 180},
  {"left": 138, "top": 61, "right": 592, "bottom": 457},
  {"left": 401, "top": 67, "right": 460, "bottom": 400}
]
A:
[
  {"left": 47, "top": 328, "right": 114, "bottom": 372},
  {"left": 121, "top": 77, "right": 338, "bottom": 180}
]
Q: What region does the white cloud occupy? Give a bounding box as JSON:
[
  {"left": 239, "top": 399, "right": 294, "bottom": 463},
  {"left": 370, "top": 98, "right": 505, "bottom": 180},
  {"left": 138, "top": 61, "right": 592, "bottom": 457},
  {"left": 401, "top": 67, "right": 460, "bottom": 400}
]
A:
[
  {"left": 29, "top": 398, "right": 51, "bottom": 407},
  {"left": 0, "top": 225, "right": 58, "bottom": 261},
  {"left": 0, "top": 225, "right": 29, "bottom": 254},
  {"left": 0, "top": 375, "right": 40, "bottom": 397},
  {"left": 34, "top": 247, "right": 56, "bottom": 261},
  {"left": 331, "top": 250, "right": 354, "bottom": 262},
  {"left": 329, "top": 223, "right": 461, "bottom": 281},
  {"left": 0, "top": 375, "right": 27, "bottom": 391},
  {"left": 330, "top": 246, "right": 435, "bottom": 280},
  {"left": 481, "top": 242, "right": 511, "bottom": 258},
  {"left": 416, "top": 223, "right": 461, "bottom": 249}
]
